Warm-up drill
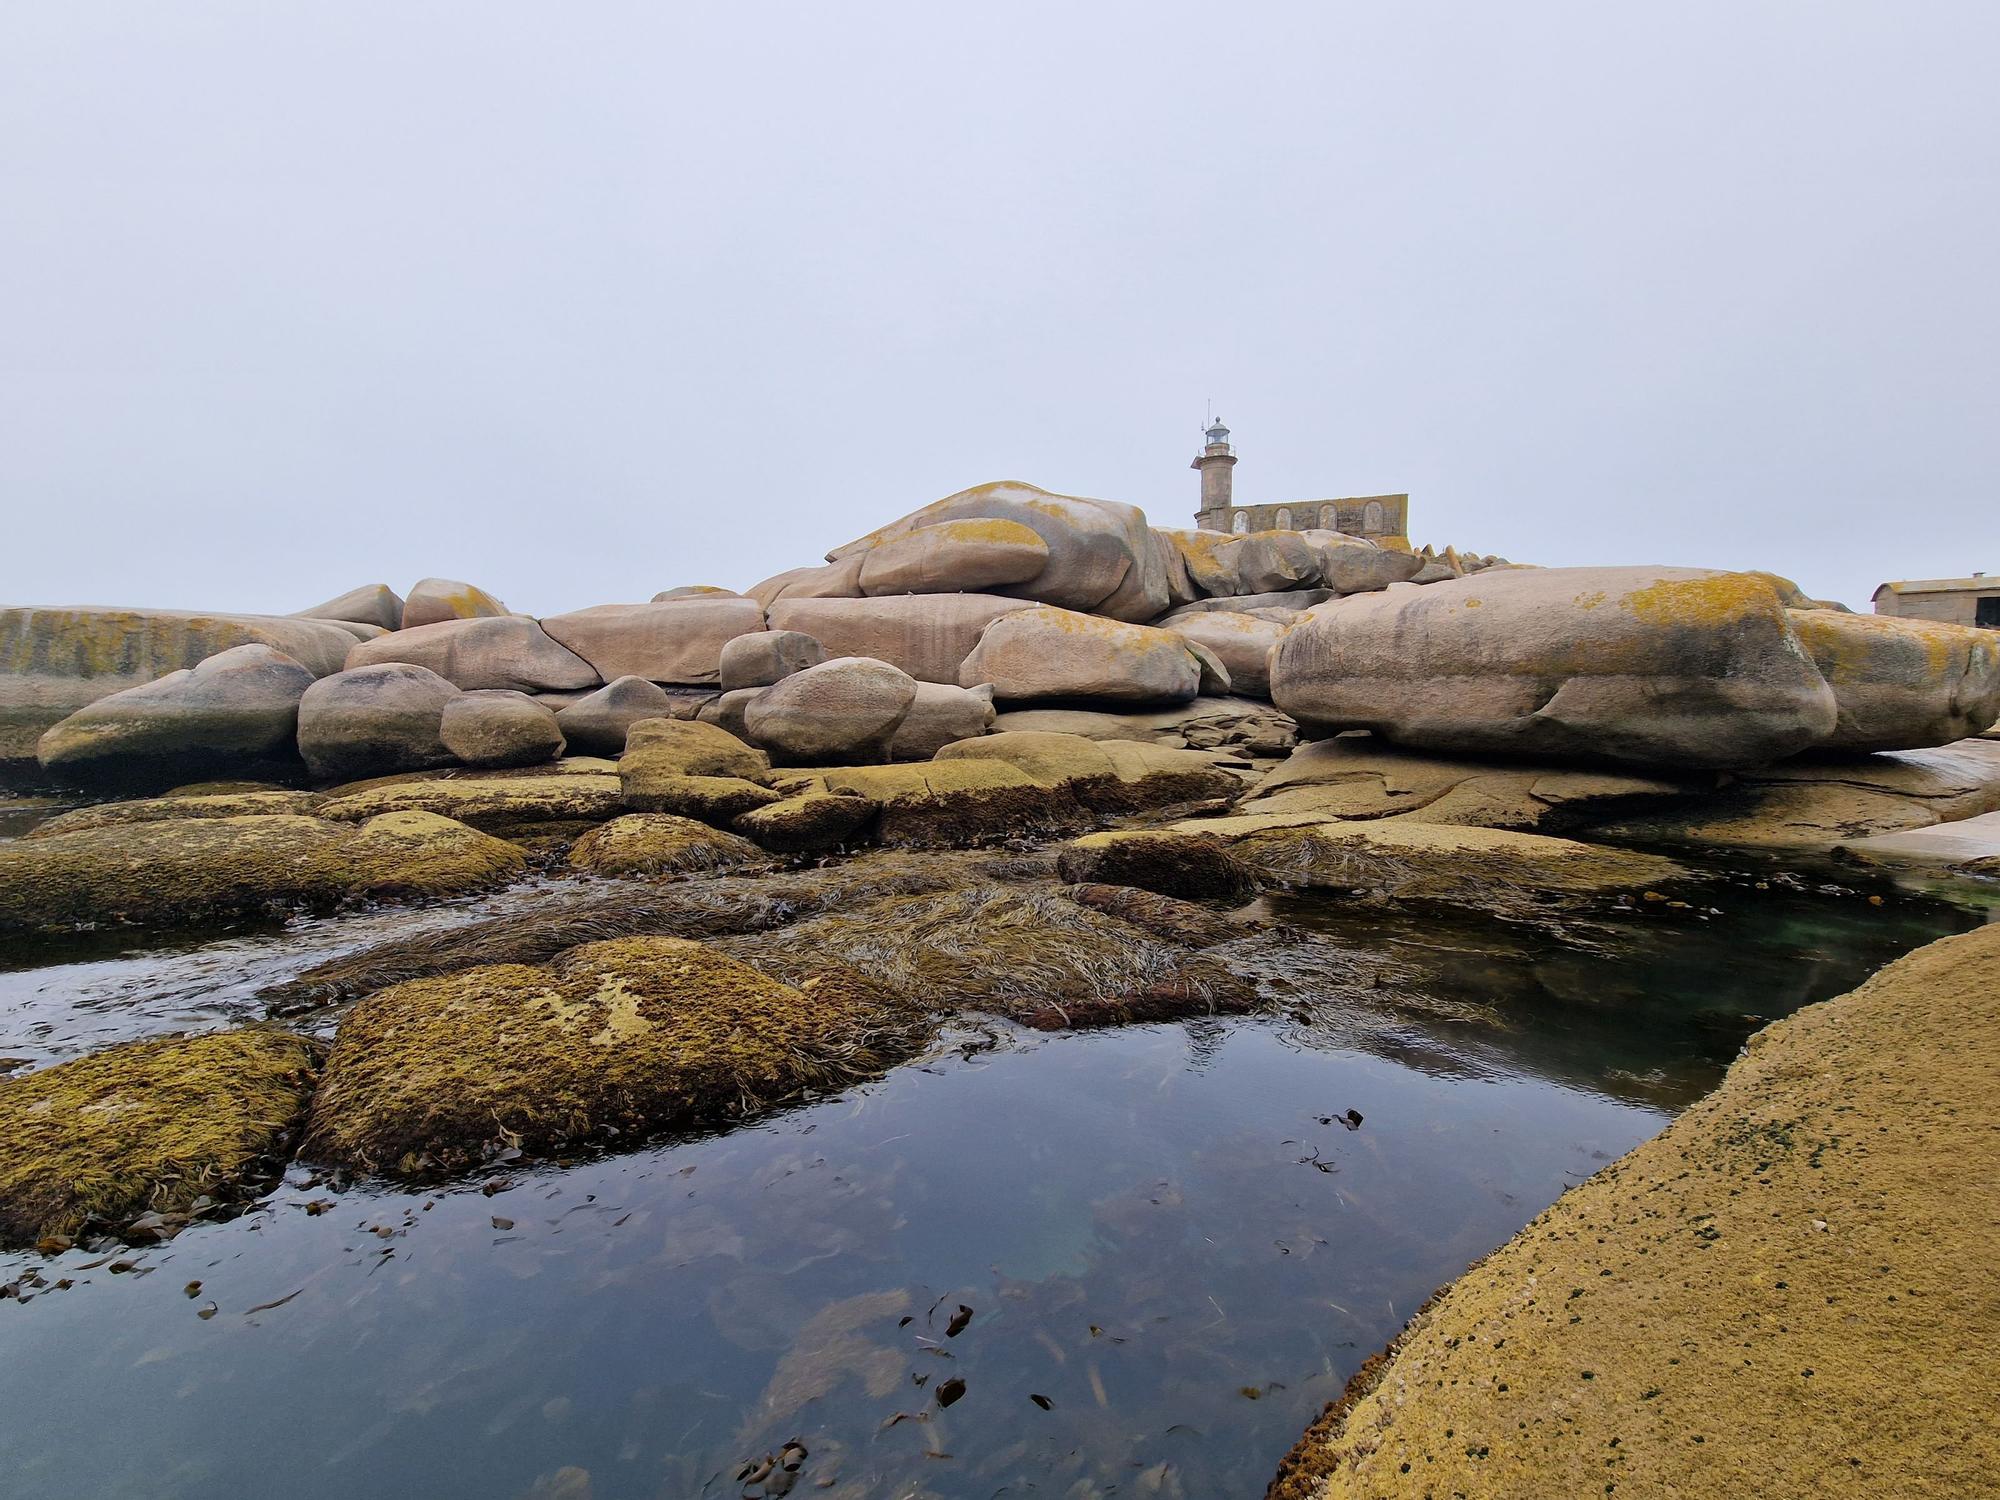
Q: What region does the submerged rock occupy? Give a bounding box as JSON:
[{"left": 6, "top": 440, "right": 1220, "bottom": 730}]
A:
[
  {"left": 0, "top": 810, "right": 525, "bottom": 933},
  {"left": 1270, "top": 922, "right": 2000, "bottom": 1500},
  {"left": 0, "top": 1030, "right": 319, "bottom": 1247},
  {"left": 35, "top": 643, "right": 317, "bottom": 788},
  {"left": 301, "top": 937, "right": 924, "bottom": 1177}
]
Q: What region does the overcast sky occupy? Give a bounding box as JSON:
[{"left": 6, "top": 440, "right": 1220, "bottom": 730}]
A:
[{"left": 3, "top": 3, "right": 1994, "bottom": 616}]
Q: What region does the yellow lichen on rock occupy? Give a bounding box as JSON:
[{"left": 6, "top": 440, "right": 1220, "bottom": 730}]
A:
[
  {"left": 317, "top": 773, "right": 624, "bottom": 832},
  {"left": 567, "top": 813, "right": 769, "bottom": 878},
  {"left": 0, "top": 1030, "right": 319, "bottom": 1246},
  {"left": 1270, "top": 922, "right": 2000, "bottom": 1500}
]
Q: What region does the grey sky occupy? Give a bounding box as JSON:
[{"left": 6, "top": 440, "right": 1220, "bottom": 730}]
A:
[{"left": 3, "top": 3, "right": 1995, "bottom": 616}]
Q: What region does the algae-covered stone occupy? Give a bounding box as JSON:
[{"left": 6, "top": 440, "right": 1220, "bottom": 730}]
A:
[
  {"left": 0, "top": 1030, "right": 319, "bottom": 1247},
  {"left": 815, "top": 761, "right": 1087, "bottom": 848},
  {"left": 1055, "top": 830, "right": 1256, "bottom": 900},
  {"left": 621, "top": 717, "right": 771, "bottom": 781},
  {"left": 933, "top": 730, "right": 1241, "bottom": 813},
  {"left": 35, "top": 643, "right": 317, "bottom": 788},
  {"left": 567, "top": 813, "right": 768, "bottom": 878},
  {"left": 302, "top": 937, "right": 918, "bottom": 1176},
  {"left": 1270, "top": 567, "right": 1841, "bottom": 769},
  {"left": 0, "top": 810, "right": 525, "bottom": 933},
  {"left": 27, "top": 789, "right": 325, "bottom": 840},
  {"left": 623, "top": 772, "right": 781, "bottom": 823},
  {"left": 1271, "top": 923, "right": 2000, "bottom": 1500},
  {"left": 732, "top": 791, "right": 876, "bottom": 853},
  {"left": 318, "top": 773, "right": 623, "bottom": 833},
  {"left": 1789, "top": 607, "right": 2000, "bottom": 751}
]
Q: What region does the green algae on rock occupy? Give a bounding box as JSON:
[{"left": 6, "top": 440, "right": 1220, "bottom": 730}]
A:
[
  {"left": 813, "top": 761, "right": 1089, "bottom": 847},
  {"left": 0, "top": 810, "right": 525, "bottom": 933},
  {"left": 302, "top": 937, "right": 924, "bottom": 1178},
  {"left": 567, "top": 813, "right": 769, "bottom": 878},
  {"left": 1268, "top": 921, "right": 2000, "bottom": 1500},
  {"left": 731, "top": 789, "right": 876, "bottom": 853},
  {"left": 316, "top": 772, "right": 624, "bottom": 832},
  {"left": 26, "top": 789, "right": 326, "bottom": 839},
  {"left": 0, "top": 1030, "right": 319, "bottom": 1247},
  {"left": 620, "top": 772, "right": 781, "bottom": 823}
]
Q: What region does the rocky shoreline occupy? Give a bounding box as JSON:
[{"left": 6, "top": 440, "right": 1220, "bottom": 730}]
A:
[{"left": 1268, "top": 919, "right": 2000, "bottom": 1500}]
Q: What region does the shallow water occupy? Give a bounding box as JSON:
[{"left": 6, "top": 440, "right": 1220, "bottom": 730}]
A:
[{"left": 0, "top": 869, "right": 1986, "bottom": 1498}]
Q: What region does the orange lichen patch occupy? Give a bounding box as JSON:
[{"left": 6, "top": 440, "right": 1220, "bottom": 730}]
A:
[
  {"left": 1790, "top": 607, "right": 1990, "bottom": 681},
  {"left": 924, "top": 517, "right": 1046, "bottom": 548},
  {"left": 1269, "top": 922, "right": 2000, "bottom": 1500},
  {"left": 1624, "top": 570, "right": 1786, "bottom": 629},
  {"left": 0, "top": 1030, "right": 319, "bottom": 1246}
]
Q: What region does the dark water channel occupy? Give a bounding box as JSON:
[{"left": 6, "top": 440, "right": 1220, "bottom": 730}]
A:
[{"left": 0, "top": 855, "right": 1985, "bottom": 1499}]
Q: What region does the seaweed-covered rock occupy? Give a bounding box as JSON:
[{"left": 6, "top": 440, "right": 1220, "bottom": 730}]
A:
[
  {"left": 318, "top": 773, "right": 623, "bottom": 833},
  {"left": 439, "top": 690, "right": 566, "bottom": 768},
  {"left": 27, "top": 789, "right": 325, "bottom": 839},
  {"left": 567, "top": 813, "right": 768, "bottom": 878},
  {"left": 35, "top": 643, "right": 316, "bottom": 788},
  {"left": 296, "top": 663, "right": 461, "bottom": 782},
  {"left": 726, "top": 884, "right": 1255, "bottom": 1028},
  {"left": 622, "top": 772, "right": 781, "bottom": 823},
  {"left": 554, "top": 676, "right": 684, "bottom": 756},
  {"left": 302, "top": 937, "right": 920, "bottom": 1177},
  {"left": 621, "top": 717, "right": 771, "bottom": 782},
  {"left": 0, "top": 1030, "right": 319, "bottom": 1247},
  {"left": 1789, "top": 608, "right": 2000, "bottom": 751},
  {"left": 815, "top": 761, "right": 1087, "bottom": 848},
  {"left": 732, "top": 791, "right": 876, "bottom": 854},
  {"left": 958, "top": 606, "right": 1203, "bottom": 705},
  {"left": 0, "top": 810, "right": 525, "bottom": 933},
  {"left": 1055, "top": 830, "right": 1257, "bottom": 900},
  {"left": 401, "top": 577, "right": 510, "bottom": 629},
  {"left": 744, "top": 656, "right": 918, "bottom": 765},
  {"left": 719, "top": 629, "right": 827, "bottom": 690}
]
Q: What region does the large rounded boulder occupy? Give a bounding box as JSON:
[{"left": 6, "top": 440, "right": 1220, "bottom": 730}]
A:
[
  {"left": 719, "top": 629, "right": 827, "bottom": 690},
  {"left": 36, "top": 644, "right": 316, "bottom": 787},
  {"left": 297, "top": 663, "right": 461, "bottom": 781},
  {"left": 1269, "top": 567, "right": 1839, "bottom": 770},
  {"left": 889, "top": 682, "right": 997, "bottom": 760},
  {"left": 439, "top": 690, "right": 566, "bottom": 768},
  {"left": 295, "top": 583, "right": 405, "bottom": 631},
  {"left": 1789, "top": 609, "right": 2000, "bottom": 751},
  {"left": 766, "top": 594, "right": 1037, "bottom": 683},
  {"left": 346, "top": 616, "right": 599, "bottom": 693},
  {"left": 744, "top": 656, "right": 919, "bottom": 764},
  {"left": 401, "top": 577, "right": 510, "bottom": 629},
  {"left": 541, "top": 597, "right": 767, "bottom": 685},
  {"left": 857, "top": 518, "right": 1052, "bottom": 596},
  {"left": 957, "top": 606, "right": 1202, "bottom": 705}
]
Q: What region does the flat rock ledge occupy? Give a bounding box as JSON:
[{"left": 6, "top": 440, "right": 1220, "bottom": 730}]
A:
[{"left": 1268, "top": 921, "right": 2000, "bottom": 1500}]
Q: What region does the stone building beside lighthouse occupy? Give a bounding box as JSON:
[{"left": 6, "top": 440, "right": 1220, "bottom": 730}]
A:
[{"left": 1191, "top": 418, "right": 1410, "bottom": 543}]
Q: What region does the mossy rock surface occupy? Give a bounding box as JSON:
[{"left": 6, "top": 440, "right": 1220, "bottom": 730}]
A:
[
  {"left": 567, "top": 813, "right": 769, "bottom": 878},
  {"left": 732, "top": 791, "right": 876, "bottom": 853},
  {"left": 1056, "top": 829, "right": 1256, "bottom": 900},
  {"left": 621, "top": 719, "right": 771, "bottom": 782},
  {"left": 27, "top": 789, "right": 325, "bottom": 839},
  {"left": 621, "top": 772, "right": 781, "bottom": 823},
  {"left": 933, "top": 731, "right": 1241, "bottom": 813},
  {"left": 736, "top": 883, "right": 1256, "bottom": 1028},
  {"left": 317, "top": 773, "right": 624, "bottom": 832},
  {"left": 303, "top": 937, "right": 921, "bottom": 1177},
  {"left": 817, "top": 761, "right": 1087, "bottom": 848},
  {"left": 322, "top": 757, "right": 620, "bottom": 798},
  {"left": 0, "top": 1030, "right": 319, "bottom": 1247},
  {"left": 0, "top": 810, "right": 525, "bottom": 933}
]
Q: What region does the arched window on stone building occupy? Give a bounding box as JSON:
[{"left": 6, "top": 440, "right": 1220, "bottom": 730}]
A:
[
  {"left": 1231, "top": 511, "right": 1249, "bottom": 533},
  {"left": 1273, "top": 507, "right": 1293, "bottom": 531},
  {"left": 1319, "top": 504, "right": 1336, "bottom": 529},
  {"left": 1363, "top": 500, "right": 1387, "bottom": 533}
]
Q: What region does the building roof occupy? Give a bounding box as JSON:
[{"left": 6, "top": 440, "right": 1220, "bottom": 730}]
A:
[{"left": 1871, "top": 575, "right": 1997, "bottom": 599}]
